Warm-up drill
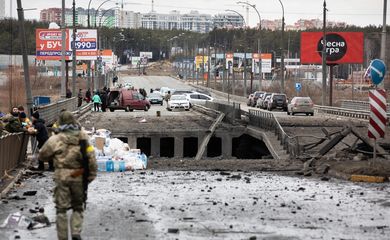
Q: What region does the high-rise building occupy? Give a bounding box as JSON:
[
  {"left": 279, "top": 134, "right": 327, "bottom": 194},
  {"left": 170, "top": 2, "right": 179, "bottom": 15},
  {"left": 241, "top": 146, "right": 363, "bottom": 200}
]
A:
[
  {"left": 0, "top": 0, "right": 5, "bottom": 19},
  {"left": 40, "top": 8, "right": 62, "bottom": 25},
  {"left": 141, "top": 10, "right": 215, "bottom": 33},
  {"left": 119, "top": 10, "right": 141, "bottom": 29},
  {"left": 213, "top": 14, "right": 245, "bottom": 29}
]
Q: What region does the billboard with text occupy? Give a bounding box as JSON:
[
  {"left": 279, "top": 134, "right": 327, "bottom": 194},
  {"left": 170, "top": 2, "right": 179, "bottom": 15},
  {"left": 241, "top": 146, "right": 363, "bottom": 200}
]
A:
[
  {"left": 301, "top": 32, "right": 364, "bottom": 64},
  {"left": 36, "top": 29, "right": 97, "bottom": 61}
]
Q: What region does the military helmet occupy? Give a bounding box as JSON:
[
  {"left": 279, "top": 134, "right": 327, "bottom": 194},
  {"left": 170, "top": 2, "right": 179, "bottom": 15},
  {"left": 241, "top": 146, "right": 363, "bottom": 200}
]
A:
[{"left": 58, "top": 111, "right": 77, "bottom": 125}]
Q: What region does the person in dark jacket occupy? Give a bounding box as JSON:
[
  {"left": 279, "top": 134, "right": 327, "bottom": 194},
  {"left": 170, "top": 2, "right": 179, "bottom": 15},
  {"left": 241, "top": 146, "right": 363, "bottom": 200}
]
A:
[
  {"left": 99, "top": 90, "right": 108, "bottom": 112},
  {"left": 31, "top": 111, "right": 53, "bottom": 171},
  {"left": 85, "top": 88, "right": 92, "bottom": 103}
]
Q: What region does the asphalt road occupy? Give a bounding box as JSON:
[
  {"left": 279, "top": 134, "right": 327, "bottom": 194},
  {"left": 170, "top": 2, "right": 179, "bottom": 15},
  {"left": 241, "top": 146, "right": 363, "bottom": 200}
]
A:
[
  {"left": 1, "top": 171, "right": 389, "bottom": 239},
  {"left": 1, "top": 74, "right": 388, "bottom": 239}
]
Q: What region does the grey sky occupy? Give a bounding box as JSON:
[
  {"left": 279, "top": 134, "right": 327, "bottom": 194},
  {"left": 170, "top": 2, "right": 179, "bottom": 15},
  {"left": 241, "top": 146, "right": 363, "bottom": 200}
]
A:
[{"left": 5, "top": 0, "right": 389, "bottom": 27}]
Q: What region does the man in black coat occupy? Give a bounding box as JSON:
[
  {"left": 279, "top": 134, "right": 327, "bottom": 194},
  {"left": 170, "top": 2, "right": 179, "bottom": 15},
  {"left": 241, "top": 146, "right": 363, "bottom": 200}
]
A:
[{"left": 31, "top": 111, "right": 53, "bottom": 171}]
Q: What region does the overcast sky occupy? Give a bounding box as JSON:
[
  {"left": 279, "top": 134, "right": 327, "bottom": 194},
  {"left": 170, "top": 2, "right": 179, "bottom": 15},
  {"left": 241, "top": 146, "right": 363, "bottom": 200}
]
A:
[{"left": 5, "top": 0, "right": 389, "bottom": 27}]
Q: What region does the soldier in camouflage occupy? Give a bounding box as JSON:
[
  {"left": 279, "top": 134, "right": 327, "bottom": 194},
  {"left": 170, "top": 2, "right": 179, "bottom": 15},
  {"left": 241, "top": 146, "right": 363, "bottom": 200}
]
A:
[{"left": 39, "top": 111, "right": 97, "bottom": 240}]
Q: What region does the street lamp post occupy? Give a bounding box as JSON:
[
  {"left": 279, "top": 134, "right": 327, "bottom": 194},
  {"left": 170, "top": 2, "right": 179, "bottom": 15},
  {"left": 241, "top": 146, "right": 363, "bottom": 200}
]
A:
[
  {"left": 225, "top": 9, "right": 246, "bottom": 96},
  {"left": 237, "top": 1, "right": 262, "bottom": 91},
  {"left": 278, "top": 0, "right": 285, "bottom": 93}
]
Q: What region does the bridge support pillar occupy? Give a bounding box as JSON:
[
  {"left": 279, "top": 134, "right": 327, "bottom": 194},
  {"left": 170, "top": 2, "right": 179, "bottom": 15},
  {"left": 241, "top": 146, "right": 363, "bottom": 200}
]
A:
[
  {"left": 127, "top": 136, "right": 137, "bottom": 149},
  {"left": 151, "top": 136, "right": 160, "bottom": 157},
  {"left": 221, "top": 135, "right": 232, "bottom": 158},
  {"left": 174, "top": 136, "right": 183, "bottom": 158}
]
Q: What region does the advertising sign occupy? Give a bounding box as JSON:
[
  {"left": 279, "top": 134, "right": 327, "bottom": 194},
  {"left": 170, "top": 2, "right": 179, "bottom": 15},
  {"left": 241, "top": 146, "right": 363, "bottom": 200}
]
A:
[
  {"left": 300, "top": 32, "right": 364, "bottom": 64},
  {"left": 226, "top": 53, "right": 233, "bottom": 70},
  {"left": 140, "top": 51, "right": 153, "bottom": 59},
  {"left": 252, "top": 53, "right": 272, "bottom": 73},
  {"left": 195, "top": 55, "right": 208, "bottom": 70},
  {"left": 36, "top": 29, "right": 71, "bottom": 60},
  {"left": 36, "top": 29, "right": 97, "bottom": 61},
  {"left": 71, "top": 29, "right": 97, "bottom": 60}
]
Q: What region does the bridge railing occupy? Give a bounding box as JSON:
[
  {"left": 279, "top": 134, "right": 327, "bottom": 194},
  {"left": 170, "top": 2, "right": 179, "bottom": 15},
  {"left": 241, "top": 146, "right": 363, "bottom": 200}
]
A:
[
  {"left": 204, "top": 101, "right": 241, "bottom": 124},
  {"left": 0, "top": 98, "right": 90, "bottom": 179},
  {"left": 314, "top": 105, "right": 372, "bottom": 120},
  {"left": 248, "top": 109, "right": 299, "bottom": 157},
  {"left": 36, "top": 97, "right": 78, "bottom": 126},
  {"left": 340, "top": 100, "right": 389, "bottom": 112},
  {"left": 0, "top": 133, "right": 29, "bottom": 179}
]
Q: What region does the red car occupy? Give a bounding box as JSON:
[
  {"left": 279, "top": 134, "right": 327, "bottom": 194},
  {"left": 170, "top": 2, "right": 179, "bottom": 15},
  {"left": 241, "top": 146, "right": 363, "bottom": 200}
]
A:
[{"left": 107, "top": 89, "right": 150, "bottom": 112}]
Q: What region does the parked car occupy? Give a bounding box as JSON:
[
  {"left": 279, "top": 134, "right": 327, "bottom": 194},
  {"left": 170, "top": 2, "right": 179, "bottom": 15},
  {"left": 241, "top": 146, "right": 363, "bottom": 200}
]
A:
[
  {"left": 248, "top": 91, "right": 264, "bottom": 107},
  {"left": 256, "top": 92, "right": 272, "bottom": 109},
  {"left": 147, "top": 92, "right": 163, "bottom": 105},
  {"left": 263, "top": 95, "right": 272, "bottom": 110},
  {"left": 267, "top": 93, "right": 288, "bottom": 111},
  {"left": 107, "top": 89, "right": 150, "bottom": 112},
  {"left": 192, "top": 89, "right": 212, "bottom": 96},
  {"left": 160, "top": 87, "right": 175, "bottom": 99},
  {"left": 167, "top": 94, "right": 190, "bottom": 111},
  {"left": 172, "top": 90, "right": 194, "bottom": 95},
  {"left": 287, "top": 97, "right": 314, "bottom": 116},
  {"left": 247, "top": 93, "right": 254, "bottom": 106},
  {"left": 185, "top": 93, "right": 214, "bottom": 106}
]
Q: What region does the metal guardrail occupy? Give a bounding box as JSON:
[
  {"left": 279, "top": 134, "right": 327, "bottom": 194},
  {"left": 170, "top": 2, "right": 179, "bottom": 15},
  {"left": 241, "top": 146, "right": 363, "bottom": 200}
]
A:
[
  {"left": 204, "top": 101, "right": 241, "bottom": 124},
  {"left": 0, "top": 98, "right": 91, "bottom": 179},
  {"left": 0, "top": 133, "right": 29, "bottom": 179},
  {"left": 314, "top": 104, "right": 390, "bottom": 121},
  {"left": 340, "top": 100, "right": 390, "bottom": 113},
  {"left": 36, "top": 97, "right": 78, "bottom": 125},
  {"left": 248, "top": 109, "right": 299, "bottom": 157}
]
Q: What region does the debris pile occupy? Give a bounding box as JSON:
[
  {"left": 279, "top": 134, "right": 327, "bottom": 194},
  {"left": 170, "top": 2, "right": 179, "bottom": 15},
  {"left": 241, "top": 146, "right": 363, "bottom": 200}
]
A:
[{"left": 90, "top": 129, "right": 148, "bottom": 171}]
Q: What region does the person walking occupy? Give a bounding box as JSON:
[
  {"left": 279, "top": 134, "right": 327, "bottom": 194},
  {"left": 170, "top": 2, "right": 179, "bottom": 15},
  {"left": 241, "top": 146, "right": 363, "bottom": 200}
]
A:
[
  {"left": 77, "top": 89, "right": 83, "bottom": 107},
  {"left": 92, "top": 91, "right": 102, "bottom": 112},
  {"left": 85, "top": 89, "right": 91, "bottom": 103},
  {"left": 39, "top": 111, "right": 97, "bottom": 240},
  {"left": 31, "top": 111, "right": 52, "bottom": 171},
  {"left": 165, "top": 91, "right": 171, "bottom": 106},
  {"left": 99, "top": 90, "right": 107, "bottom": 112}
]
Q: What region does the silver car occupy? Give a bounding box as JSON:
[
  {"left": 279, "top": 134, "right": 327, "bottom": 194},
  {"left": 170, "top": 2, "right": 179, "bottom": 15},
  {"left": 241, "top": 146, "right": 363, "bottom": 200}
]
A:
[{"left": 287, "top": 97, "right": 314, "bottom": 116}]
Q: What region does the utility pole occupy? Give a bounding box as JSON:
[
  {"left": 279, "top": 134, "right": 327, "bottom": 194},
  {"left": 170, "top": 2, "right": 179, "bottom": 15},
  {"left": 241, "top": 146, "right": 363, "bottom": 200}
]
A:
[
  {"left": 380, "top": 0, "right": 387, "bottom": 89},
  {"left": 244, "top": 52, "right": 247, "bottom": 97},
  {"left": 16, "top": 0, "right": 33, "bottom": 116},
  {"left": 321, "top": 0, "right": 327, "bottom": 105},
  {"left": 61, "top": 0, "right": 66, "bottom": 98},
  {"left": 278, "top": 0, "right": 285, "bottom": 93},
  {"left": 72, "top": 0, "right": 77, "bottom": 97}
]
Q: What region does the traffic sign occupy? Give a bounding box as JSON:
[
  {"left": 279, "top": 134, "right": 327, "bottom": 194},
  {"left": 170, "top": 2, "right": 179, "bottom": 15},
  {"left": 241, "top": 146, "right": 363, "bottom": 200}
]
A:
[
  {"left": 369, "top": 59, "right": 386, "bottom": 85},
  {"left": 368, "top": 89, "right": 387, "bottom": 139},
  {"left": 295, "top": 82, "right": 302, "bottom": 92}
]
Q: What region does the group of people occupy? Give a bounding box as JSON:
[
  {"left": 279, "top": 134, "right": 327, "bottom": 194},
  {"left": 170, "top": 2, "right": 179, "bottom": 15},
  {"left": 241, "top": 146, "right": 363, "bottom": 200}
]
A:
[
  {"left": 2, "top": 107, "right": 98, "bottom": 239},
  {"left": 77, "top": 87, "right": 110, "bottom": 112},
  {"left": 0, "top": 106, "right": 52, "bottom": 171}
]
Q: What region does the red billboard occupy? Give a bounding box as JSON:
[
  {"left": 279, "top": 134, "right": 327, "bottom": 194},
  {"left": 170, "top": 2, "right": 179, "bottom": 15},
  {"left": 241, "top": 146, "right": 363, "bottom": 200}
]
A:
[
  {"left": 36, "top": 29, "right": 71, "bottom": 60},
  {"left": 300, "top": 32, "right": 364, "bottom": 64}
]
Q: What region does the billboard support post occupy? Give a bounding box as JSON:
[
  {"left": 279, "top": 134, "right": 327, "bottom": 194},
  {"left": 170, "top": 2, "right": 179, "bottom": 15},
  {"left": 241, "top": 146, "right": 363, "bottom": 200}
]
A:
[
  {"left": 61, "top": 0, "right": 66, "bottom": 98},
  {"left": 329, "top": 64, "right": 334, "bottom": 106},
  {"left": 72, "top": 0, "right": 76, "bottom": 97},
  {"left": 322, "top": 0, "right": 327, "bottom": 105}
]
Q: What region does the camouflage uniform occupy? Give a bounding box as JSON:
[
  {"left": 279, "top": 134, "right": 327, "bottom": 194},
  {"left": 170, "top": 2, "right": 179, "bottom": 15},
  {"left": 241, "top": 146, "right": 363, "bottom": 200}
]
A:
[{"left": 39, "top": 111, "right": 97, "bottom": 240}]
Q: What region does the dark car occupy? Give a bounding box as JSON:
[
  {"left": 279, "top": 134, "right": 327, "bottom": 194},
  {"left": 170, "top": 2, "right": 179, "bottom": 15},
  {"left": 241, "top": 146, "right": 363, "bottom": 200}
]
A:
[
  {"left": 267, "top": 93, "right": 288, "bottom": 111},
  {"left": 107, "top": 89, "right": 150, "bottom": 112},
  {"left": 147, "top": 92, "right": 163, "bottom": 105}
]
